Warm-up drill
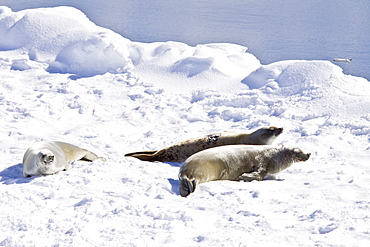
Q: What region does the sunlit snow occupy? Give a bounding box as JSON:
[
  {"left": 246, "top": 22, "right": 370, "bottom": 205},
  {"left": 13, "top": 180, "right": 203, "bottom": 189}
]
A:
[{"left": 1, "top": 6, "right": 370, "bottom": 247}]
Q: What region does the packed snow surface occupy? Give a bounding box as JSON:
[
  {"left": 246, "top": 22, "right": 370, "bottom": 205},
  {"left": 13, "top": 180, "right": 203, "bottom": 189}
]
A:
[{"left": 1, "top": 6, "right": 370, "bottom": 247}]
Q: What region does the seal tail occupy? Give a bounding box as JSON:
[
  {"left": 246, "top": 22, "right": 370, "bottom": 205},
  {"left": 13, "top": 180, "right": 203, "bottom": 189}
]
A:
[
  {"left": 180, "top": 177, "right": 197, "bottom": 197},
  {"left": 124, "top": 151, "right": 158, "bottom": 162}
]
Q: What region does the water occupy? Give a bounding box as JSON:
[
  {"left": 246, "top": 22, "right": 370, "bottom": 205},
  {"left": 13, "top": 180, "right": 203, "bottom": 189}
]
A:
[{"left": 1, "top": 0, "right": 369, "bottom": 80}]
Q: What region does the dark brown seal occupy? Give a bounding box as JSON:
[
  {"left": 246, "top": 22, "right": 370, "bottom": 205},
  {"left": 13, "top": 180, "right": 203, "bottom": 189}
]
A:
[{"left": 125, "top": 127, "right": 283, "bottom": 163}]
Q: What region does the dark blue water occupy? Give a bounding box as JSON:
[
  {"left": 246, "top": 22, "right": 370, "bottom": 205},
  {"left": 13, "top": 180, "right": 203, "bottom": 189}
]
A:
[{"left": 1, "top": 0, "right": 369, "bottom": 80}]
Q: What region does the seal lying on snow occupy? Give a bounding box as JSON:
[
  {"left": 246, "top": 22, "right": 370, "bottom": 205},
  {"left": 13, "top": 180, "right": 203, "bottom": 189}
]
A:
[
  {"left": 125, "top": 127, "right": 283, "bottom": 163},
  {"left": 23, "top": 141, "right": 106, "bottom": 177},
  {"left": 179, "top": 145, "right": 311, "bottom": 197}
]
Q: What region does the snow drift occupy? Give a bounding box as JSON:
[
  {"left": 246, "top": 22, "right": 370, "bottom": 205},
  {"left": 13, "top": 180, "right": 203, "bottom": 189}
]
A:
[{"left": 0, "top": 6, "right": 133, "bottom": 77}]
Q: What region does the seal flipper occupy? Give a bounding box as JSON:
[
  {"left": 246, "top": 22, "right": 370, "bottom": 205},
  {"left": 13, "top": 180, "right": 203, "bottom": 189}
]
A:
[
  {"left": 180, "top": 177, "right": 197, "bottom": 197},
  {"left": 237, "top": 167, "right": 268, "bottom": 182},
  {"left": 79, "top": 156, "right": 94, "bottom": 162},
  {"left": 124, "top": 151, "right": 158, "bottom": 162},
  {"left": 79, "top": 151, "right": 106, "bottom": 162}
]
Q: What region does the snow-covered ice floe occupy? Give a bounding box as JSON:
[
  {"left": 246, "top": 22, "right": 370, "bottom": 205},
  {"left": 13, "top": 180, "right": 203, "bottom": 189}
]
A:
[{"left": 1, "top": 6, "right": 370, "bottom": 247}]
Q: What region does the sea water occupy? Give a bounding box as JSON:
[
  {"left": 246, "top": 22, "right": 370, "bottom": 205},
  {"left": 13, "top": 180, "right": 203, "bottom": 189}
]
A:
[{"left": 2, "top": 0, "right": 369, "bottom": 80}]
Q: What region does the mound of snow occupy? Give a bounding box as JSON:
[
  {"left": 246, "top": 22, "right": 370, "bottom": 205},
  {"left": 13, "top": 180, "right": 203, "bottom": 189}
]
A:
[
  {"left": 242, "top": 60, "right": 340, "bottom": 91},
  {"left": 47, "top": 33, "right": 132, "bottom": 77},
  {"left": 0, "top": 6, "right": 95, "bottom": 52},
  {"left": 129, "top": 41, "right": 261, "bottom": 92},
  {"left": 0, "top": 6, "right": 132, "bottom": 77},
  {"left": 242, "top": 60, "right": 370, "bottom": 95},
  {"left": 241, "top": 60, "right": 370, "bottom": 123}
]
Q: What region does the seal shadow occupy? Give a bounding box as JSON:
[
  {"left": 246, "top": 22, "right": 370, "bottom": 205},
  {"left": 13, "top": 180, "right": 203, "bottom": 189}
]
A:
[
  {"left": 263, "top": 174, "right": 285, "bottom": 181},
  {"left": 166, "top": 176, "right": 284, "bottom": 196},
  {"left": 168, "top": 178, "right": 180, "bottom": 195},
  {"left": 164, "top": 162, "right": 182, "bottom": 168},
  {"left": 0, "top": 163, "right": 35, "bottom": 184}
]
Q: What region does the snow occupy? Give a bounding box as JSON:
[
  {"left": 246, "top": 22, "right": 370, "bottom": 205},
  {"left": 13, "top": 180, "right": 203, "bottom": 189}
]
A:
[
  {"left": 0, "top": 6, "right": 132, "bottom": 77},
  {"left": 0, "top": 6, "right": 370, "bottom": 247},
  {"left": 129, "top": 41, "right": 260, "bottom": 92}
]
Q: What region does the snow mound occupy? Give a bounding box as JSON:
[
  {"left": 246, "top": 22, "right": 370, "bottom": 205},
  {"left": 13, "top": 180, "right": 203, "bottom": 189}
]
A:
[
  {"left": 242, "top": 60, "right": 370, "bottom": 97},
  {"left": 0, "top": 6, "right": 132, "bottom": 77},
  {"left": 242, "top": 60, "right": 340, "bottom": 91},
  {"left": 47, "top": 33, "right": 132, "bottom": 77},
  {"left": 172, "top": 56, "right": 214, "bottom": 77},
  {"left": 130, "top": 41, "right": 259, "bottom": 77},
  {"left": 129, "top": 41, "right": 261, "bottom": 92},
  {"left": 171, "top": 43, "right": 260, "bottom": 77}
]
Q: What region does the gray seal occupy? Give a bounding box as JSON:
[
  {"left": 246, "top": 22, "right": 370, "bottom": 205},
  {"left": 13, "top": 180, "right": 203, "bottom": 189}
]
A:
[{"left": 179, "top": 145, "right": 310, "bottom": 197}]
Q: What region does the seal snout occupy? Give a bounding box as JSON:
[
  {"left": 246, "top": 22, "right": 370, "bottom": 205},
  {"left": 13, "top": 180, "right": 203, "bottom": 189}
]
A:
[
  {"left": 274, "top": 127, "right": 284, "bottom": 136},
  {"left": 267, "top": 126, "right": 284, "bottom": 137},
  {"left": 298, "top": 152, "right": 311, "bottom": 162},
  {"left": 37, "top": 150, "right": 54, "bottom": 165},
  {"left": 306, "top": 152, "right": 311, "bottom": 159},
  {"left": 42, "top": 154, "right": 54, "bottom": 164}
]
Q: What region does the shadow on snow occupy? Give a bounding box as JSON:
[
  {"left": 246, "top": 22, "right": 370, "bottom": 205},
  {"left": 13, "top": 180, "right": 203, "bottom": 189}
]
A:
[{"left": 0, "top": 163, "right": 35, "bottom": 184}]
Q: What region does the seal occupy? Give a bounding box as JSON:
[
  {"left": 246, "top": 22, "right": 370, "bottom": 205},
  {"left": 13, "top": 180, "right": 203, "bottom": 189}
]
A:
[
  {"left": 333, "top": 58, "right": 352, "bottom": 63},
  {"left": 179, "top": 145, "right": 310, "bottom": 197},
  {"left": 22, "top": 141, "right": 106, "bottom": 177},
  {"left": 125, "top": 127, "right": 283, "bottom": 163}
]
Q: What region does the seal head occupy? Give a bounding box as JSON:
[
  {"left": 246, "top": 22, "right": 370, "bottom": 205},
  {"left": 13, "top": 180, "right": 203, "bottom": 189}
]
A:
[
  {"left": 291, "top": 148, "right": 311, "bottom": 162},
  {"left": 36, "top": 149, "right": 58, "bottom": 175},
  {"left": 250, "top": 127, "right": 283, "bottom": 145}
]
